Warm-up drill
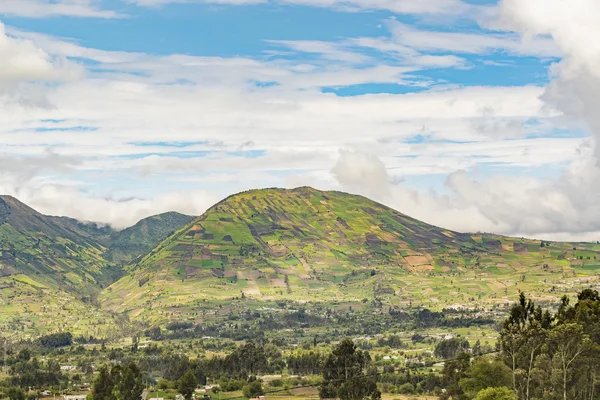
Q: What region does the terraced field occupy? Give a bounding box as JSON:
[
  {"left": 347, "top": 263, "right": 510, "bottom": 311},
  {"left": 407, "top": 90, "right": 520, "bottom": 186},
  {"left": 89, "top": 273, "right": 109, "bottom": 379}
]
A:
[
  {"left": 101, "top": 187, "right": 600, "bottom": 326},
  {"left": 3, "top": 187, "right": 600, "bottom": 337}
]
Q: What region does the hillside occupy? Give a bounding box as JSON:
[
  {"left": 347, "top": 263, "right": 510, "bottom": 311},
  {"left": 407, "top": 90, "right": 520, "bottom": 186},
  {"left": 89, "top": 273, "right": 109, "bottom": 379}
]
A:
[
  {"left": 0, "top": 195, "right": 113, "bottom": 293},
  {"left": 101, "top": 187, "right": 600, "bottom": 325},
  {"left": 104, "top": 212, "right": 195, "bottom": 263},
  {"left": 0, "top": 196, "right": 195, "bottom": 338}
]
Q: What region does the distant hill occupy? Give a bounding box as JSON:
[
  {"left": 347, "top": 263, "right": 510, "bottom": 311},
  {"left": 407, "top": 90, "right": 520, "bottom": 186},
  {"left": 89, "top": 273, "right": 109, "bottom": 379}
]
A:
[{"left": 104, "top": 212, "right": 195, "bottom": 263}]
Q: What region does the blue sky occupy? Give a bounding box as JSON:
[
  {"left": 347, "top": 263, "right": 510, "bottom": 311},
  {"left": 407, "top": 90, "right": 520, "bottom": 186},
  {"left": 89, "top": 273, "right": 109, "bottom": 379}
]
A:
[{"left": 0, "top": 0, "right": 598, "bottom": 240}]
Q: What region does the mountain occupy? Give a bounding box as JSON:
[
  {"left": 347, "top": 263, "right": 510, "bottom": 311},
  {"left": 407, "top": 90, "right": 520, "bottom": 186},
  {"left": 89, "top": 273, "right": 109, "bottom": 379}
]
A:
[
  {"left": 0, "top": 196, "right": 195, "bottom": 338},
  {"left": 103, "top": 187, "right": 600, "bottom": 324},
  {"left": 0, "top": 195, "right": 113, "bottom": 293},
  {"left": 3, "top": 188, "right": 600, "bottom": 337},
  {"left": 104, "top": 212, "right": 195, "bottom": 264}
]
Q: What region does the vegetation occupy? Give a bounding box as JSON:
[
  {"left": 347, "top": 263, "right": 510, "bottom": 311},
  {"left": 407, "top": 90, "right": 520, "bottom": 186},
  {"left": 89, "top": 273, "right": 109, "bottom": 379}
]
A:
[
  {"left": 1, "top": 291, "right": 599, "bottom": 400},
  {"left": 0, "top": 195, "right": 193, "bottom": 338},
  {"left": 4, "top": 188, "right": 600, "bottom": 400},
  {"left": 320, "top": 339, "right": 380, "bottom": 400}
]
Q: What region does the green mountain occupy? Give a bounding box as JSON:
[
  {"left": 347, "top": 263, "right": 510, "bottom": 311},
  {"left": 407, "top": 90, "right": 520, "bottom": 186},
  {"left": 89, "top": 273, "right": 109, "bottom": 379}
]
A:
[
  {"left": 0, "top": 196, "right": 194, "bottom": 337},
  {"left": 104, "top": 212, "right": 195, "bottom": 264},
  {"left": 0, "top": 195, "right": 113, "bottom": 293},
  {"left": 3, "top": 187, "right": 600, "bottom": 337},
  {"left": 102, "top": 187, "right": 600, "bottom": 325}
]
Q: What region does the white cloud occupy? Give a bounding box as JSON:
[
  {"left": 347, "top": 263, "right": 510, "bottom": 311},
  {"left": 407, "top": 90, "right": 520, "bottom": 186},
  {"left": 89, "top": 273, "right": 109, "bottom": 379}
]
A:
[
  {"left": 126, "top": 0, "right": 472, "bottom": 15},
  {"left": 0, "top": 22, "right": 84, "bottom": 107},
  {"left": 498, "top": 0, "right": 600, "bottom": 161},
  {"left": 0, "top": 0, "right": 118, "bottom": 18},
  {"left": 21, "top": 185, "right": 218, "bottom": 229},
  {"left": 331, "top": 149, "right": 394, "bottom": 199},
  {"left": 384, "top": 19, "right": 561, "bottom": 58},
  {"left": 328, "top": 151, "right": 600, "bottom": 241},
  {"left": 2, "top": 15, "right": 598, "bottom": 240}
]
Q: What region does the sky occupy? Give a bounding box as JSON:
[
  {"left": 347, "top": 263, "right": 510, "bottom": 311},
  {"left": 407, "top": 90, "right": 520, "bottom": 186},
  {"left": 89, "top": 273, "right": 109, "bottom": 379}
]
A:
[{"left": 1, "top": 0, "right": 600, "bottom": 240}]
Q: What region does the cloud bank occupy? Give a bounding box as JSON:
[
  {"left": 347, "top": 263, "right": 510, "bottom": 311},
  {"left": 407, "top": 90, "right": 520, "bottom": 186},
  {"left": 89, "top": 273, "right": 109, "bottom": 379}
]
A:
[{"left": 0, "top": 0, "right": 599, "bottom": 241}]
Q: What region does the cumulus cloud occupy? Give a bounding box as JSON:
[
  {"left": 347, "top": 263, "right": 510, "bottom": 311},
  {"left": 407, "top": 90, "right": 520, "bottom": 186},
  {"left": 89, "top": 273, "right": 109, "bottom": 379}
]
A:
[
  {"left": 329, "top": 151, "right": 600, "bottom": 241},
  {"left": 499, "top": 0, "right": 600, "bottom": 152},
  {"left": 0, "top": 151, "right": 218, "bottom": 228},
  {"left": 331, "top": 149, "right": 394, "bottom": 200},
  {"left": 2, "top": 5, "right": 600, "bottom": 240},
  {"left": 0, "top": 22, "right": 83, "bottom": 105},
  {"left": 19, "top": 185, "right": 218, "bottom": 229}
]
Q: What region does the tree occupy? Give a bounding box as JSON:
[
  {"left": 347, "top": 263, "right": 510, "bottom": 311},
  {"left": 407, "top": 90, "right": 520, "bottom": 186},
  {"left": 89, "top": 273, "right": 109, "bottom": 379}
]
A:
[
  {"left": 319, "top": 339, "right": 380, "bottom": 400},
  {"left": 8, "top": 387, "right": 25, "bottom": 400},
  {"left": 473, "top": 387, "right": 516, "bottom": 400},
  {"left": 459, "top": 358, "right": 512, "bottom": 399},
  {"left": 242, "top": 380, "right": 264, "bottom": 399},
  {"left": 497, "top": 292, "right": 600, "bottom": 400},
  {"left": 91, "top": 366, "right": 115, "bottom": 400},
  {"left": 547, "top": 323, "right": 595, "bottom": 400},
  {"left": 435, "top": 338, "right": 470, "bottom": 359},
  {"left": 117, "top": 363, "right": 145, "bottom": 400},
  {"left": 440, "top": 352, "right": 470, "bottom": 400},
  {"left": 178, "top": 370, "right": 198, "bottom": 400},
  {"left": 91, "top": 362, "right": 144, "bottom": 400}
]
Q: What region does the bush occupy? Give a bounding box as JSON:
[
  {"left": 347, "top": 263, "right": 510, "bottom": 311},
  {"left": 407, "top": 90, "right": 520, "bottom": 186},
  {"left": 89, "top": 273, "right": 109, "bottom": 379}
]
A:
[
  {"left": 473, "top": 387, "right": 516, "bottom": 400},
  {"left": 157, "top": 378, "right": 173, "bottom": 390},
  {"left": 8, "top": 387, "right": 26, "bottom": 400},
  {"left": 218, "top": 378, "right": 245, "bottom": 392},
  {"left": 39, "top": 332, "right": 73, "bottom": 348},
  {"left": 397, "top": 383, "right": 415, "bottom": 395},
  {"left": 242, "top": 381, "right": 264, "bottom": 399}
]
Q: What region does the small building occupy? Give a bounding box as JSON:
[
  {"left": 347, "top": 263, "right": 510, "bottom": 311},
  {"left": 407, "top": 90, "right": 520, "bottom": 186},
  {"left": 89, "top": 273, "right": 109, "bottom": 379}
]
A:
[
  {"left": 64, "top": 395, "right": 87, "bottom": 400},
  {"left": 61, "top": 366, "right": 77, "bottom": 371}
]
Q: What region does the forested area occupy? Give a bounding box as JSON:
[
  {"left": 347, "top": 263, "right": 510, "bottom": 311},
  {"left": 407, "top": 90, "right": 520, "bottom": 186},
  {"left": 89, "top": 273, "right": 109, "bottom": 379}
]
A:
[{"left": 1, "top": 290, "right": 600, "bottom": 400}]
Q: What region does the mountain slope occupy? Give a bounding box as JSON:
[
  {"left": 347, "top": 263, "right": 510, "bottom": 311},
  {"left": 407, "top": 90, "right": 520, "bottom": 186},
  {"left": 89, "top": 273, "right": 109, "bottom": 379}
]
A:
[
  {"left": 105, "top": 212, "right": 195, "bottom": 263},
  {"left": 0, "top": 196, "right": 119, "bottom": 338},
  {"left": 102, "top": 187, "right": 600, "bottom": 323},
  {"left": 0, "top": 195, "right": 113, "bottom": 293},
  {"left": 100, "top": 187, "right": 480, "bottom": 316},
  {"left": 0, "top": 197, "right": 195, "bottom": 338}
]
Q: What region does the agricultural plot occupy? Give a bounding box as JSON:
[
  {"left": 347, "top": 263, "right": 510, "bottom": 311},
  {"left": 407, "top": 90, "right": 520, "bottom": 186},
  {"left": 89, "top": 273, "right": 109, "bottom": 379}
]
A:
[{"left": 101, "top": 188, "right": 600, "bottom": 327}]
